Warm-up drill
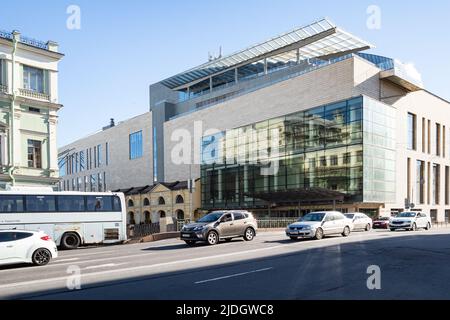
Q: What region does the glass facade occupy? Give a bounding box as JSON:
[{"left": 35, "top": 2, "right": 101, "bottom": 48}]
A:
[{"left": 200, "top": 96, "right": 396, "bottom": 210}]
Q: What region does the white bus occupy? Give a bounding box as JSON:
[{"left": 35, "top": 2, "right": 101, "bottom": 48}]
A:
[{"left": 0, "top": 190, "right": 127, "bottom": 249}]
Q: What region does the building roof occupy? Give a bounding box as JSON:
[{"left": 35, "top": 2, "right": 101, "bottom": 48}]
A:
[
  {"left": 0, "top": 29, "right": 62, "bottom": 55},
  {"left": 160, "top": 18, "right": 373, "bottom": 90},
  {"left": 113, "top": 181, "right": 188, "bottom": 195}
]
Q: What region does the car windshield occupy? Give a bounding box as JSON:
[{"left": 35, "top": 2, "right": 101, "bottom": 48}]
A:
[
  {"left": 299, "top": 213, "right": 325, "bottom": 222},
  {"left": 397, "top": 212, "right": 417, "bottom": 218},
  {"left": 377, "top": 217, "right": 390, "bottom": 221},
  {"left": 197, "top": 212, "right": 223, "bottom": 223},
  {"left": 345, "top": 214, "right": 355, "bottom": 219}
]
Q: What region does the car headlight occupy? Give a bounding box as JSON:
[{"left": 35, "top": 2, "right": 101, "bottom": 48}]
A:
[
  {"left": 303, "top": 225, "right": 312, "bottom": 230},
  {"left": 194, "top": 226, "right": 206, "bottom": 231}
]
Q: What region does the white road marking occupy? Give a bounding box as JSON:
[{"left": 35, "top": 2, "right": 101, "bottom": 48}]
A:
[
  {"left": 84, "top": 263, "right": 125, "bottom": 270},
  {"left": 53, "top": 258, "right": 80, "bottom": 263},
  {"left": 195, "top": 267, "right": 273, "bottom": 284}
]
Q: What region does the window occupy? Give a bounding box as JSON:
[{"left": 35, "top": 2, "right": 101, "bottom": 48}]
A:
[
  {"left": 330, "top": 155, "right": 338, "bottom": 166},
  {"left": 0, "top": 195, "right": 24, "bottom": 213},
  {"left": 356, "top": 151, "right": 363, "bottom": 163},
  {"left": 144, "top": 211, "right": 151, "bottom": 224},
  {"left": 158, "top": 197, "right": 165, "bottom": 205},
  {"left": 94, "top": 146, "right": 97, "bottom": 168},
  {"left": 320, "top": 156, "right": 327, "bottom": 167},
  {"left": 113, "top": 196, "right": 122, "bottom": 211},
  {"left": 436, "top": 123, "right": 441, "bottom": 156},
  {"left": 86, "top": 196, "right": 113, "bottom": 212},
  {"left": 29, "top": 107, "right": 40, "bottom": 113},
  {"left": 26, "top": 195, "right": 56, "bottom": 212},
  {"left": 422, "top": 118, "right": 426, "bottom": 153},
  {"left": 0, "top": 232, "right": 32, "bottom": 242},
  {"left": 105, "top": 142, "right": 109, "bottom": 166},
  {"left": 90, "top": 175, "right": 96, "bottom": 192},
  {"left": 343, "top": 152, "right": 351, "bottom": 164},
  {"left": 27, "top": 140, "right": 42, "bottom": 168},
  {"left": 428, "top": 120, "right": 431, "bottom": 154},
  {"left": 97, "top": 144, "right": 102, "bottom": 167},
  {"left": 98, "top": 173, "right": 103, "bottom": 192},
  {"left": 84, "top": 176, "right": 88, "bottom": 192},
  {"left": 79, "top": 150, "right": 85, "bottom": 172},
  {"left": 89, "top": 148, "right": 92, "bottom": 170},
  {"left": 233, "top": 212, "right": 247, "bottom": 220},
  {"left": 432, "top": 164, "right": 440, "bottom": 205},
  {"left": 407, "top": 113, "right": 416, "bottom": 150},
  {"left": 444, "top": 126, "right": 446, "bottom": 158},
  {"left": 407, "top": 158, "right": 411, "bottom": 201},
  {"left": 23, "top": 65, "right": 45, "bottom": 93},
  {"left": 128, "top": 199, "right": 134, "bottom": 207},
  {"left": 416, "top": 161, "right": 425, "bottom": 204},
  {"left": 143, "top": 198, "right": 150, "bottom": 206},
  {"left": 129, "top": 131, "right": 143, "bottom": 160},
  {"left": 175, "top": 195, "right": 184, "bottom": 204},
  {"left": 103, "top": 172, "right": 107, "bottom": 191},
  {"left": 57, "top": 196, "right": 85, "bottom": 212},
  {"left": 77, "top": 177, "right": 82, "bottom": 191},
  {"left": 153, "top": 127, "right": 158, "bottom": 182},
  {"left": 446, "top": 166, "right": 449, "bottom": 206}
]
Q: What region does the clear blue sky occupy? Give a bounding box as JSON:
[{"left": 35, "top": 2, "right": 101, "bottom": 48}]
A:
[{"left": 1, "top": 0, "right": 449, "bottom": 147}]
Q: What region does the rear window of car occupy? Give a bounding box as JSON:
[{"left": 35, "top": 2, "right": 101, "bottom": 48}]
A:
[
  {"left": 0, "top": 232, "right": 14, "bottom": 242},
  {"left": 14, "top": 232, "right": 33, "bottom": 240},
  {"left": 233, "top": 213, "right": 248, "bottom": 220}
]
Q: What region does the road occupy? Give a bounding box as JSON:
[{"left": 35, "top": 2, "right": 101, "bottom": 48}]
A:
[{"left": 1, "top": 228, "right": 450, "bottom": 300}]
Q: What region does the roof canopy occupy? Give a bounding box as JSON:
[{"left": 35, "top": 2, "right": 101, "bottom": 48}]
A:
[{"left": 161, "top": 18, "right": 373, "bottom": 90}]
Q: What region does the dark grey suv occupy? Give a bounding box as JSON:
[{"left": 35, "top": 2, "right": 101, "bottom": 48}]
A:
[{"left": 180, "top": 211, "right": 258, "bottom": 245}]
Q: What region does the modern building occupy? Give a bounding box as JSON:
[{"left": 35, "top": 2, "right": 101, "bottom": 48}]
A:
[
  {"left": 58, "top": 113, "right": 153, "bottom": 192},
  {"left": 0, "top": 30, "right": 63, "bottom": 189},
  {"left": 149, "top": 18, "right": 450, "bottom": 221}
]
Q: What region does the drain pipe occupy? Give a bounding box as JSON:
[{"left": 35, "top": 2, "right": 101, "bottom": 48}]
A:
[{"left": 8, "top": 31, "right": 20, "bottom": 186}]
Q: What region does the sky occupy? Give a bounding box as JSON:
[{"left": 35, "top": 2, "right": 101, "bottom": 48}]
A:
[{"left": 1, "top": 0, "right": 449, "bottom": 147}]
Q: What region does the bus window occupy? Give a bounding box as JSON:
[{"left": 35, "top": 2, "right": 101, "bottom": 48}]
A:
[
  {"left": 86, "top": 196, "right": 113, "bottom": 212},
  {"left": 0, "top": 195, "right": 24, "bottom": 213},
  {"left": 113, "top": 196, "right": 122, "bottom": 212},
  {"left": 57, "top": 196, "right": 85, "bottom": 212},
  {"left": 25, "top": 195, "right": 56, "bottom": 212}
]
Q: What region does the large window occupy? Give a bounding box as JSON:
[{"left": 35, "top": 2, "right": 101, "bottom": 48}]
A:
[
  {"left": 79, "top": 150, "right": 85, "bottom": 172},
  {"left": 416, "top": 160, "right": 425, "bottom": 204},
  {"left": 436, "top": 123, "right": 441, "bottom": 156},
  {"left": 26, "top": 195, "right": 56, "bottom": 212},
  {"left": 27, "top": 139, "right": 42, "bottom": 169},
  {"left": 97, "top": 144, "right": 102, "bottom": 167},
  {"left": 57, "top": 196, "right": 85, "bottom": 212},
  {"left": 432, "top": 164, "right": 440, "bottom": 205},
  {"left": 0, "top": 196, "right": 24, "bottom": 213},
  {"left": 23, "top": 65, "right": 45, "bottom": 93},
  {"left": 129, "top": 131, "right": 143, "bottom": 160},
  {"left": 407, "top": 113, "right": 416, "bottom": 150},
  {"left": 86, "top": 196, "right": 113, "bottom": 212}
]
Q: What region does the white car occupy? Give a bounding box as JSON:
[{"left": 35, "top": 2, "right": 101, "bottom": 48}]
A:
[
  {"left": 345, "top": 213, "right": 373, "bottom": 231},
  {"left": 389, "top": 212, "right": 432, "bottom": 231},
  {"left": 0, "top": 230, "right": 58, "bottom": 266},
  {"left": 286, "top": 211, "right": 353, "bottom": 240}
]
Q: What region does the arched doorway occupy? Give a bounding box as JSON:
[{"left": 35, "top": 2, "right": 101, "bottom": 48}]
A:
[
  {"left": 176, "top": 209, "right": 185, "bottom": 221},
  {"left": 158, "top": 211, "right": 166, "bottom": 218},
  {"left": 144, "top": 211, "right": 151, "bottom": 224},
  {"left": 128, "top": 212, "right": 135, "bottom": 225}
]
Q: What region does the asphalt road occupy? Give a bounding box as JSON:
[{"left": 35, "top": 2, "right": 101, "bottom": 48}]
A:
[{"left": 2, "top": 227, "right": 450, "bottom": 300}]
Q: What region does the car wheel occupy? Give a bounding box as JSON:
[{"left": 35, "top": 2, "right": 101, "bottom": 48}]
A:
[
  {"left": 244, "top": 228, "right": 255, "bottom": 241},
  {"left": 290, "top": 237, "right": 298, "bottom": 241},
  {"left": 342, "top": 226, "right": 351, "bottom": 237},
  {"left": 185, "top": 240, "right": 196, "bottom": 246},
  {"left": 314, "top": 228, "right": 324, "bottom": 240},
  {"left": 61, "top": 232, "right": 81, "bottom": 250},
  {"left": 365, "top": 224, "right": 371, "bottom": 232},
  {"left": 32, "top": 248, "right": 52, "bottom": 266},
  {"left": 411, "top": 223, "right": 417, "bottom": 231},
  {"left": 224, "top": 238, "right": 232, "bottom": 242},
  {"left": 206, "top": 231, "right": 219, "bottom": 245},
  {"left": 425, "top": 223, "right": 431, "bottom": 231}
]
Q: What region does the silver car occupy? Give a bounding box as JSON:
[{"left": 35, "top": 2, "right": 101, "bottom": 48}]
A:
[
  {"left": 286, "top": 211, "right": 352, "bottom": 240},
  {"left": 345, "top": 213, "right": 373, "bottom": 231},
  {"left": 180, "top": 211, "right": 258, "bottom": 246}
]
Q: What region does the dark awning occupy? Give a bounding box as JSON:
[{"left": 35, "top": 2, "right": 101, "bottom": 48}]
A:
[{"left": 249, "top": 188, "right": 345, "bottom": 205}]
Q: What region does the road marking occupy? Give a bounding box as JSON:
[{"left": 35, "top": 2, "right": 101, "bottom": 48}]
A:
[
  {"left": 84, "top": 263, "right": 125, "bottom": 270},
  {"left": 53, "top": 258, "right": 80, "bottom": 263},
  {"left": 195, "top": 267, "right": 273, "bottom": 284}
]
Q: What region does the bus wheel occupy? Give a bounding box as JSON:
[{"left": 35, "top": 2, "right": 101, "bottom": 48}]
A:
[{"left": 61, "top": 232, "right": 81, "bottom": 250}]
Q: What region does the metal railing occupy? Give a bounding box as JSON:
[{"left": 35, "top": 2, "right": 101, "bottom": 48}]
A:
[
  {"left": 127, "top": 223, "right": 160, "bottom": 239},
  {"left": 18, "top": 88, "right": 50, "bottom": 101},
  {"left": 177, "top": 218, "right": 297, "bottom": 231}
]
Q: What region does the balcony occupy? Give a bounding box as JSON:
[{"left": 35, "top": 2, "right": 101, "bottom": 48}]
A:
[{"left": 18, "top": 88, "right": 50, "bottom": 101}]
